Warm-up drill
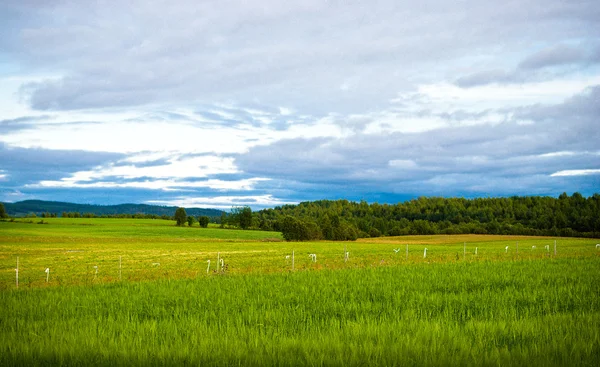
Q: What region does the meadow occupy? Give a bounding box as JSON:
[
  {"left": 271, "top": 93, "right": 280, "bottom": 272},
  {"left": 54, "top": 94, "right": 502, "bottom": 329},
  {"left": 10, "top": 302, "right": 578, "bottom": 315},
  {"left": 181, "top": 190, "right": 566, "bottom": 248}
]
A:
[{"left": 1, "top": 218, "right": 599, "bottom": 365}]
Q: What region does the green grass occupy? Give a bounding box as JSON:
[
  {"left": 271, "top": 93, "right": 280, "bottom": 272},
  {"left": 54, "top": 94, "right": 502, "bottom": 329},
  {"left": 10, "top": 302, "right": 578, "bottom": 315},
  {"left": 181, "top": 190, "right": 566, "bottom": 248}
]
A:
[
  {"left": 0, "top": 217, "right": 280, "bottom": 240},
  {"left": 1, "top": 218, "right": 599, "bottom": 365},
  {"left": 1, "top": 218, "right": 597, "bottom": 289},
  {"left": 1, "top": 260, "right": 599, "bottom": 366}
]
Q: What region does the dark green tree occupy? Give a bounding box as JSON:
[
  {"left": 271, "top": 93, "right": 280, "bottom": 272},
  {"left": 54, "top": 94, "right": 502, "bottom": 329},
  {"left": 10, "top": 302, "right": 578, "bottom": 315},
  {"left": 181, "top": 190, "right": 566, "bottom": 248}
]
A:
[
  {"left": 174, "top": 207, "right": 187, "bottom": 226},
  {"left": 187, "top": 216, "right": 195, "bottom": 227},
  {"left": 0, "top": 203, "right": 7, "bottom": 218},
  {"left": 231, "top": 206, "right": 253, "bottom": 230},
  {"left": 198, "top": 216, "right": 210, "bottom": 228},
  {"left": 280, "top": 216, "right": 311, "bottom": 241},
  {"left": 239, "top": 206, "right": 252, "bottom": 229}
]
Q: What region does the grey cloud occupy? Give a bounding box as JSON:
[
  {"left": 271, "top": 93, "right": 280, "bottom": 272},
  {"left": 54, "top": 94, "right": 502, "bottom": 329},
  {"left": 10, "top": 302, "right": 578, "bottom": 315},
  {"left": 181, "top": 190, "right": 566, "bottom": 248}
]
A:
[
  {"left": 236, "top": 86, "right": 600, "bottom": 196},
  {"left": 454, "top": 70, "right": 512, "bottom": 88},
  {"left": 518, "top": 44, "right": 586, "bottom": 70},
  {"left": 4, "top": 0, "right": 598, "bottom": 112},
  {"left": 0, "top": 115, "right": 53, "bottom": 134},
  {"left": 0, "top": 144, "right": 125, "bottom": 185},
  {"left": 455, "top": 43, "right": 598, "bottom": 88},
  {"left": 514, "top": 85, "right": 600, "bottom": 122}
]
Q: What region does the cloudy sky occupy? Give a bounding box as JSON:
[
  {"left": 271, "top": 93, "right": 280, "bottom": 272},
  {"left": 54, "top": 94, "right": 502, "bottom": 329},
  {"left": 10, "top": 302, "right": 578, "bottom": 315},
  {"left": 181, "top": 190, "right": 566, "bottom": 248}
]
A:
[{"left": 1, "top": 0, "right": 599, "bottom": 209}]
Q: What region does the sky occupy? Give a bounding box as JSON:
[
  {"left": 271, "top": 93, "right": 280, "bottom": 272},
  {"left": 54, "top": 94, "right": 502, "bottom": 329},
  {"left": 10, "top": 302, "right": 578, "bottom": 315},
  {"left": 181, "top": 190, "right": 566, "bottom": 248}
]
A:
[{"left": 1, "top": 0, "right": 599, "bottom": 209}]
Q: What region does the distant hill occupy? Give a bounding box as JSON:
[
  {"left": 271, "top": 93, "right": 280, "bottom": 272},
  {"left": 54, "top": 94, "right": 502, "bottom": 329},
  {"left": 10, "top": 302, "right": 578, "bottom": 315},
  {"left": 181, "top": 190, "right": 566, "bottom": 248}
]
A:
[{"left": 1, "top": 200, "right": 224, "bottom": 218}]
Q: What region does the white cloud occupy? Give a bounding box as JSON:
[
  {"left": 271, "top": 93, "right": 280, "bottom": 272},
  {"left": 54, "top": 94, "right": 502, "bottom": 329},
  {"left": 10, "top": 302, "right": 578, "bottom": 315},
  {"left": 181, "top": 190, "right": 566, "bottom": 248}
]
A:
[
  {"left": 278, "top": 107, "right": 293, "bottom": 116},
  {"left": 537, "top": 151, "right": 600, "bottom": 158},
  {"left": 388, "top": 159, "right": 418, "bottom": 169},
  {"left": 550, "top": 169, "right": 600, "bottom": 177},
  {"left": 2, "top": 120, "right": 257, "bottom": 153},
  {"left": 146, "top": 194, "right": 297, "bottom": 209},
  {"left": 30, "top": 177, "right": 269, "bottom": 191},
  {"left": 413, "top": 77, "right": 600, "bottom": 112},
  {"left": 73, "top": 155, "right": 237, "bottom": 181},
  {"left": 0, "top": 102, "right": 347, "bottom": 155}
]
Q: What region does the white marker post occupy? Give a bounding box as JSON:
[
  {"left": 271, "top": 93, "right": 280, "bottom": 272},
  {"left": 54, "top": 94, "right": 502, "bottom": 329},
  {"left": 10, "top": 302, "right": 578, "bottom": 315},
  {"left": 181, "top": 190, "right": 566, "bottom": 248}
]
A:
[
  {"left": 45, "top": 268, "right": 50, "bottom": 283},
  {"left": 93, "top": 265, "right": 98, "bottom": 280},
  {"left": 505, "top": 246, "right": 509, "bottom": 253},
  {"left": 475, "top": 247, "right": 478, "bottom": 255},
  {"left": 423, "top": 248, "right": 427, "bottom": 259},
  {"left": 220, "top": 258, "right": 224, "bottom": 272},
  {"left": 206, "top": 260, "right": 211, "bottom": 274},
  {"left": 16, "top": 257, "right": 19, "bottom": 288},
  {"left": 554, "top": 240, "right": 557, "bottom": 256},
  {"left": 463, "top": 242, "right": 466, "bottom": 260},
  {"left": 345, "top": 251, "right": 349, "bottom": 262},
  {"left": 217, "top": 252, "right": 220, "bottom": 270}
]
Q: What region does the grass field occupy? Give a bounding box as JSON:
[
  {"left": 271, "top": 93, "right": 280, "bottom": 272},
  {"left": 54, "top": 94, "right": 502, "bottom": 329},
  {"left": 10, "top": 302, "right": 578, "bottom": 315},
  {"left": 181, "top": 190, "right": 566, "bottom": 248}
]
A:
[{"left": 1, "top": 218, "right": 599, "bottom": 365}]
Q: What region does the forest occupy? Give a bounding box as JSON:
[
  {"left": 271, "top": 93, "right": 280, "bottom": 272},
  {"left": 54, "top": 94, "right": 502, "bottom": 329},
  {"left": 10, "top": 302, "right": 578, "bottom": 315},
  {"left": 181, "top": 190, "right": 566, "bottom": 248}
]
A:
[{"left": 253, "top": 193, "right": 600, "bottom": 240}]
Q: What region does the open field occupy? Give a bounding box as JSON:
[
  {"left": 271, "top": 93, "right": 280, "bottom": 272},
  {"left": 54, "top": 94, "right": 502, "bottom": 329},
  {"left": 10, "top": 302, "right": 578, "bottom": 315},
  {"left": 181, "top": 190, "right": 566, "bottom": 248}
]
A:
[
  {"left": 1, "top": 218, "right": 600, "bottom": 365},
  {"left": 1, "top": 218, "right": 598, "bottom": 289}
]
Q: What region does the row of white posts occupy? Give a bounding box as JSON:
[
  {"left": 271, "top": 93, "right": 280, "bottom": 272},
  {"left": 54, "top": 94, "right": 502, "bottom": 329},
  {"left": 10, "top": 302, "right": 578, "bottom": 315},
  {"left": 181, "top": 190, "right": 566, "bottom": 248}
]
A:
[
  {"left": 206, "top": 252, "right": 225, "bottom": 274},
  {"left": 12, "top": 240, "right": 578, "bottom": 288}
]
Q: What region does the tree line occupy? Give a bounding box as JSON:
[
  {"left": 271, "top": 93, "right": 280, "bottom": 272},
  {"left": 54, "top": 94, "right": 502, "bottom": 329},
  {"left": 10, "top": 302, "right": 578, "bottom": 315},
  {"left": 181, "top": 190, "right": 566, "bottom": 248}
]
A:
[
  {"left": 253, "top": 193, "right": 600, "bottom": 240},
  {"left": 0, "top": 200, "right": 224, "bottom": 218},
  {"left": 174, "top": 207, "right": 211, "bottom": 228},
  {"left": 3, "top": 193, "right": 599, "bottom": 241}
]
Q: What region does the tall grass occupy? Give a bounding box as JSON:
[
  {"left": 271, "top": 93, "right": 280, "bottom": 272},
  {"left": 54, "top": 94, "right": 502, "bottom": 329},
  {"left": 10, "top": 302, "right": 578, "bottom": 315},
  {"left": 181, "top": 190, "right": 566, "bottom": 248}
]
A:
[{"left": 2, "top": 258, "right": 599, "bottom": 366}]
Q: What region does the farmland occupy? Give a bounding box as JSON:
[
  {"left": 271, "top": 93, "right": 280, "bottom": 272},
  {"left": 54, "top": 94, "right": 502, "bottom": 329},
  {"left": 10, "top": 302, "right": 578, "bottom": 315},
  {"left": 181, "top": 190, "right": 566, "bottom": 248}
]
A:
[{"left": 1, "top": 218, "right": 599, "bottom": 365}]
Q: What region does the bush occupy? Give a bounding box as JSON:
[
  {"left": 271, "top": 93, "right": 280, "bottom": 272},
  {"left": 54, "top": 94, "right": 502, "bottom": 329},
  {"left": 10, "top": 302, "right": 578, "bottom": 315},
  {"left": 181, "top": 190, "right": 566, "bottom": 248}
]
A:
[
  {"left": 280, "top": 216, "right": 313, "bottom": 241},
  {"left": 369, "top": 228, "right": 381, "bottom": 238},
  {"left": 198, "top": 216, "right": 210, "bottom": 228}
]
